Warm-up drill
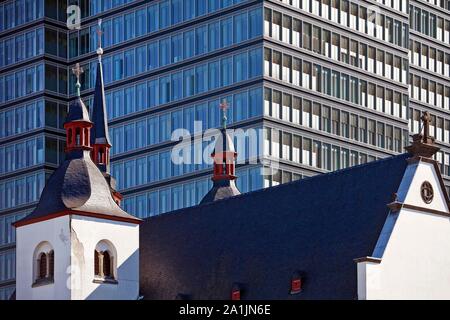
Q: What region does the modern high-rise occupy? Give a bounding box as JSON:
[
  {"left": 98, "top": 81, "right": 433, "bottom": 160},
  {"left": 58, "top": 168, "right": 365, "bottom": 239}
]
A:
[{"left": 0, "top": 0, "right": 449, "bottom": 300}]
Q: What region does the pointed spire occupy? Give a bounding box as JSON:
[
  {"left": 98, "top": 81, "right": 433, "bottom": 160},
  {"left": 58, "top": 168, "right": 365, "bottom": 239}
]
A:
[{"left": 91, "top": 19, "right": 112, "bottom": 174}]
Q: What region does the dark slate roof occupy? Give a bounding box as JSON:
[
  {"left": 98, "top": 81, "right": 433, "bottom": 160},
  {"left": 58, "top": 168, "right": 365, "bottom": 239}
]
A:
[
  {"left": 16, "top": 150, "right": 140, "bottom": 225},
  {"left": 66, "top": 97, "right": 91, "bottom": 123},
  {"left": 91, "top": 60, "right": 111, "bottom": 146},
  {"left": 140, "top": 153, "right": 410, "bottom": 300},
  {"left": 200, "top": 179, "right": 241, "bottom": 204}
]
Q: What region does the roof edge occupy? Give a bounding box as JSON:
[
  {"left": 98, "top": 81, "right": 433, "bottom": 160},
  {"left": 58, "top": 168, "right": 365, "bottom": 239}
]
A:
[{"left": 14, "top": 209, "right": 142, "bottom": 228}]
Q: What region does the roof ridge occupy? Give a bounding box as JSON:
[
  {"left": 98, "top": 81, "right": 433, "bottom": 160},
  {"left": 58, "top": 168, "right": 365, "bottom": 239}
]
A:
[{"left": 146, "top": 152, "right": 410, "bottom": 220}]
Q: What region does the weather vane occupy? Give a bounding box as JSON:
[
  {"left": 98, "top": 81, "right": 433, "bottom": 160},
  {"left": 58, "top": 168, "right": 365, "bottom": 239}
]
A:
[
  {"left": 72, "top": 63, "right": 84, "bottom": 96},
  {"left": 220, "top": 101, "right": 228, "bottom": 129}
]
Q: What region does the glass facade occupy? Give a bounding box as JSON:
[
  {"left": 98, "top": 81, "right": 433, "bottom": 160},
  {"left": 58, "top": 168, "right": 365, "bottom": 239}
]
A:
[{"left": 0, "top": 0, "right": 449, "bottom": 298}]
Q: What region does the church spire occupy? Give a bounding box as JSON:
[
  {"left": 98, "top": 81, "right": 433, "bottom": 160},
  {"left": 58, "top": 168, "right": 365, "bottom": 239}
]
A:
[
  {"left": 200, "top": 101, "right": 240, "bottom": 204},
  {"left": 91, "top": 19, "right": 112, "bottom": 174}
]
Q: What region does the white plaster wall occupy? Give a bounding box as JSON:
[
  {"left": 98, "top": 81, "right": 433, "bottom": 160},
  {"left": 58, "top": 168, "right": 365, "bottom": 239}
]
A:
[
  {"left": 360, "top": 161, "right": 450, "bottom": 299},
  {"left": 16, "top": 216, "right": 71, "bottom": 300},
  {"left": 70, "top": 215, "right": 139, "bottom": 300},
  {"left": 363, "top": 208, "right": 450, "bottom": 299}
]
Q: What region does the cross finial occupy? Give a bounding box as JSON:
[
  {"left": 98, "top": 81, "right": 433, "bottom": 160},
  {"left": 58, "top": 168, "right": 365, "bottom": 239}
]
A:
[
  {"left": 96, "top": 19, "right": 104, "bottom": 57},
  {"left": 220, "top": 101, "right": 228, "bottom": 129},
  {"left": 72, "top": 63, "right": 84, "bottom": 96},
  {"left": 421, "top": 111, "right": 432, "bottom": 144}
]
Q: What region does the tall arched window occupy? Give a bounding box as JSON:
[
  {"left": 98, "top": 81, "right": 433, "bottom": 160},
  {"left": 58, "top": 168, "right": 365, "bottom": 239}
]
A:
[{"left": 93, "top": 240, "right": 117, "bottom": 283}]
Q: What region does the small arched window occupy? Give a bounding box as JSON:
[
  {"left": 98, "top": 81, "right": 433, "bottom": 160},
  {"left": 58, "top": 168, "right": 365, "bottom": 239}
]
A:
[
  {"left": 33, "top": 242, "right": 54, "bottom": 286},
  {"left": 93, "top": 240, "right": 117, "bottom": 283}
]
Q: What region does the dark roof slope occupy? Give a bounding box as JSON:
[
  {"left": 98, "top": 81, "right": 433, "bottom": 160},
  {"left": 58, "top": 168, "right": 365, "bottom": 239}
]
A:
[
  {"left": 91, "top": 60, "right": 111, "bottom": 146},
  {"left": 200, "top": 179, "right": 241, "bottom": 204},
  {"left": 16, "top": 150, "right": 140, "bottom": 226},
  {"left": 140, "top": 153, "right": 410, "bottom": 300}
]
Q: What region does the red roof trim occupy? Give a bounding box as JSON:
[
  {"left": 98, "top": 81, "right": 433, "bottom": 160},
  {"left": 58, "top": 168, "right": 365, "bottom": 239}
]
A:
[{"left": 14, "top": 210, "right": 141, "bottom": 228}]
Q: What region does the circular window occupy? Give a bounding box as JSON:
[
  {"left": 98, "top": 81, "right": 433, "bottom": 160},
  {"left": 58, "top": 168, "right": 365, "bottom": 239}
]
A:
[{"left": 421, "top": 181, "right": 434, "bottom": 204}]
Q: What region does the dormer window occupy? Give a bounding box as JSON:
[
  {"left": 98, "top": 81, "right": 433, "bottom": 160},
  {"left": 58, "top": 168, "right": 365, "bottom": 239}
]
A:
[
  {"left": 231, "top": 283, "right": 242, "bottom": 300},
  {"left": 93, "top": 240, "right": 117, "bottom": 284},
  {"left": 33, "top": 242, "right": 54, "bottom": 287},
  {"left": 290, "top": 273, "right": 303, "bottom": 294},
  {"left": 231, "top": 289, "right": 241, "bottom": 301}
]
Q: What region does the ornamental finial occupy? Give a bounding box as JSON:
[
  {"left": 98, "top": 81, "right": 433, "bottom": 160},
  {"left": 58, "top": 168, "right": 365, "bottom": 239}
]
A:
[
  {"left": 220, "top": 101, "right": 228, "bottom": 129},
  {"left": 72, "top": 63, "right": 84, "bottom": 97},
  {"left": 96, "top": 19, "right": 104, "bottom": 58}
]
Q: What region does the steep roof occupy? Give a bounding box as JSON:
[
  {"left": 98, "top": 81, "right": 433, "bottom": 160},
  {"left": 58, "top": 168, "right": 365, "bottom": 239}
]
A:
[
  {"left": 140, "top": 153, "right": 410, "bottom": 300},
  {"left": 91, "top": 60, "right": 111, "bottom": 146},
  {"left": 15, "top": 150, "right": 140, "bottom": 227}
]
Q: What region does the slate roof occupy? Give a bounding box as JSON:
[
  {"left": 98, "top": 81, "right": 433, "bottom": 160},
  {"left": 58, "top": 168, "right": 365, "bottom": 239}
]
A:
[
  {"left": 15, "top": 150, "right": 140, "bottom": 226},
  {"left": 66, "top": 97, "right": 91, "bottom": 123},
  {"left": 91, "top": 60, "right": 111, "bottom": 146},
  {"left": 140, "top": 153, "right": 410, "bottom": 300},
  {"left": 200, "top": 179, "right": 241, "bottom": 204}
]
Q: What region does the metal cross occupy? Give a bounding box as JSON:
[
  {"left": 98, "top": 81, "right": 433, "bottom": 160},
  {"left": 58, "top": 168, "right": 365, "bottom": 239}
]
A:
[
  {"left": 72, "top": 63, "right": 84, "bottom": 82},
  {"left": 421, "top": 111, "right": 431, "bottom": 143},
  {"left": 96, "top": 19, "right": 103, "bottom": 50},
  {"left": 220, "top": 101, "right": 228, "bottom": 129}
]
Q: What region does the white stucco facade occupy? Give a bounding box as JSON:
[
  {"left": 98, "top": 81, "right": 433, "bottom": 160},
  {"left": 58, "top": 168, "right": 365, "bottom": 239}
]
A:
[
  {"left": 16, "top": 216, "right": 71, "bottom": 300},
  {"left": 357, "top": 160, "right": 450, "bottom": 300},
  {"left": 15, "top": 214, "right": 139, "bottom": 300}
]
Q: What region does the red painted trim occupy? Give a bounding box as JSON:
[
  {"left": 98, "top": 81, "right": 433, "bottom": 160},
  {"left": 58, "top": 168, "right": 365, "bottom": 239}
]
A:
[{"left": 14, "top": 209, "right": 141, "bottom": 228}]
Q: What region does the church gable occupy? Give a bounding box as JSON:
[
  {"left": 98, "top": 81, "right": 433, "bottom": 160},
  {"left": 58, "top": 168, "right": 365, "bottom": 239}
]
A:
[{"left": 398, "top": 158, "right": 450, "bottom": 214}]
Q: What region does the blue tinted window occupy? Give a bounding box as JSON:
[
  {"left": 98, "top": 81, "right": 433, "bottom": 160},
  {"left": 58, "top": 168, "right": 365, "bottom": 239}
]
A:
[
  {"left": 221, "top": 17, "right": 232, "bottom": 47},
  {"left": 234, "top": 12, "right": 248, "bottom": 43},
  {"left": 159, "top": 0, "right": 170, "bottom": 29},
  {"left": 208, "top": 22, "right": 220, "bottom": 52},
  {"left": 184, "top": 30, "right": 195, "bottom": 59},
  {"left": 195, "top": 26, "right": 207, "bottom": 55},
  {"left": 221, "top": 57, "right": 232, "bottom": 87},
  {"left": 147, "top": 42, "right": 158, "bottom": 70},
  {"left": 160, "top": 38, "right": 171, "bottom": 66}
]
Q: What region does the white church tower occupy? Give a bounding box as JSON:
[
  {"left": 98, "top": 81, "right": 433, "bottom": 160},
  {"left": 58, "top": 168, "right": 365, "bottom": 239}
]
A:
[{"left": 14, "top": 27, "right": 141, "bottom": 300}]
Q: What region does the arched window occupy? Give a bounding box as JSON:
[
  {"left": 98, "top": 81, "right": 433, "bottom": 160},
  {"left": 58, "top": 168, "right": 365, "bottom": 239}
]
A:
[
  {"left": 33, "top": 242, "right": 54, "bottom": 286},
  {"left": 93, "top": 240, "right": 117, "bottom": 283}
]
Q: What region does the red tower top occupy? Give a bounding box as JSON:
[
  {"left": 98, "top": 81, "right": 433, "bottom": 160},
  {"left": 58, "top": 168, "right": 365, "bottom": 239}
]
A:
[
  {"left": 200, "top": 101, "right": 241, "bottom": 204},
  {"left": 211, "top": 102, "right": 237, "bottom": 182},
  {"left": 64, "top": 63, "right": 93, "bottom": 153}
]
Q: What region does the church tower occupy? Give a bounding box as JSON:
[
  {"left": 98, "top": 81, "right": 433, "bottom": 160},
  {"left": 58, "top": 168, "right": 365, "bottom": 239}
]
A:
[
  {"left": 14, "top": 62, "right": 141, "bottom": 300},
  {"left": 200, "top": 102, "right": 241, "bottom": 204}
]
